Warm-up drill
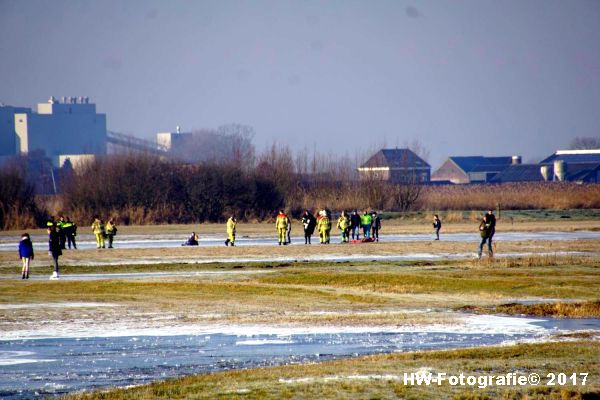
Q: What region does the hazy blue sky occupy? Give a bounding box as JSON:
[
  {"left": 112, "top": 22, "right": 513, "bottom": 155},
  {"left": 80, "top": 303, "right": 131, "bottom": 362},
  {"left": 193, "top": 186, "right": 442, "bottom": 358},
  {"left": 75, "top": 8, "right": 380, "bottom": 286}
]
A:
[{"left": 1, "top": 0, "right": 599, "bottom": 167}]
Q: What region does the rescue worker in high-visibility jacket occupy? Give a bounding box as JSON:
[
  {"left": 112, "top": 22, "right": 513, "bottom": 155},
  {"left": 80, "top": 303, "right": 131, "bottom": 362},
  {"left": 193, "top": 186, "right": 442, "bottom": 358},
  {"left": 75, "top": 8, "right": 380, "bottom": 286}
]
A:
[
  {"left": 57, "top": 216, "right": 67, "bottom": 249},
  {"left": 361, "top": 211, "right": 373, "bottom": 239},
  {"left": 337, "top": 211, "right": 350, "bottom": 243},
  {"left": 318, "top": 210, "right": 331, "bottom": 244},
  {"left": 62, "top": 217, "right": 77, "bottom": 249},
  {"left": 91, "top": 217, "right": 105, "bottom": 249},
  {"left": 275, "top": 210, "right": 288, "bottom": 245},
  {"left": 225, "top": 215, "right": 237, "bottom": 246}
]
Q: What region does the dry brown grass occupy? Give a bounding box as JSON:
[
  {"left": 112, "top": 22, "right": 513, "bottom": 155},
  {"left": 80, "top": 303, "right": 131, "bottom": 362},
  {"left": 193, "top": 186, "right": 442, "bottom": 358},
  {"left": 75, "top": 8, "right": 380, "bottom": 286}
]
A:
[
  {"left": 459, "top": 301, "right": 600, "bottom": 318},
  {"left": 421, "top": 183, "right": 600, "bottom": 210}
]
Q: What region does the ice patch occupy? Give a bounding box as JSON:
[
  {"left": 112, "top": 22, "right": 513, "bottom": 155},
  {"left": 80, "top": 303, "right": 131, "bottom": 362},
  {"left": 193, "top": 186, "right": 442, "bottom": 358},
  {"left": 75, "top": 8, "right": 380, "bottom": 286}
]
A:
[
  {"left": 236, "top": 339, "right": 295, "bottom": 346},
  {"left": 0, "top": 351, "right": 54, "bottom": 366},
  {"left": 0, "top": 314, "right": 548, "bottom": 341}
]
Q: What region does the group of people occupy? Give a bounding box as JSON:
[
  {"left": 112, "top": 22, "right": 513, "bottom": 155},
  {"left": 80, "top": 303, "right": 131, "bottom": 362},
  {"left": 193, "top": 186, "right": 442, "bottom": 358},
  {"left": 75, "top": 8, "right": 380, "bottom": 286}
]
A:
[
  {"left": 273, "top": 209, "right": 382, "bottom": 246},
  {"left": 18, "top": 221, "right": 65, "bottom": 280},
  {"left": 91, "top": 217, "right": 118, "bottom": 249},
  {"left": 46, "top": 216, "right": 78, "bottom": 250},
  {"left": 17, "top": 209, "right": 497, "bottom": 280}
]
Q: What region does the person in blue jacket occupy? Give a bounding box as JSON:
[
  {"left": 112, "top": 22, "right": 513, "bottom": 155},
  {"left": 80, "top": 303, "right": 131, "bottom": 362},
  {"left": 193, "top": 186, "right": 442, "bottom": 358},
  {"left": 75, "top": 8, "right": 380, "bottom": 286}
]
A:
[{"left": 18, "top": 233, "right": 34, "bottom": 279}]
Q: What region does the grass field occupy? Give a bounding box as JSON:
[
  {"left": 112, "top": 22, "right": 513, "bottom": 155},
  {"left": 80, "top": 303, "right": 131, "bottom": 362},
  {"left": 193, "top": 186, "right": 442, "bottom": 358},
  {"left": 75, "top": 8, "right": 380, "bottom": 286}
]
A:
[{"left": 1, "top": 216, "right": 599, "bottom": 399}]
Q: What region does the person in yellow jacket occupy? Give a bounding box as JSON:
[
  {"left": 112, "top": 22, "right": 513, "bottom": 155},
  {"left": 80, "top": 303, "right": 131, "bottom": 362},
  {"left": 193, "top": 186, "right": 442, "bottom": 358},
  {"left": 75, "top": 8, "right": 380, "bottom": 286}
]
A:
[
  {"left": 91, "top": 217, "right": 105, "bottom": 249},
  {"left": 317, "top": 210, "right": 331, "bottom": 244},
  {"left": 275, "top": 210, "right": 288, "bottom": 245},
  {"left": 337, "top": 211, "right": 350, "bottom": 243},
  {"left": 225, "top": 215, "right": 237, "bottom": 246},
  {"left": 105, "top": 218, "right": 117, "bottom": 248}
]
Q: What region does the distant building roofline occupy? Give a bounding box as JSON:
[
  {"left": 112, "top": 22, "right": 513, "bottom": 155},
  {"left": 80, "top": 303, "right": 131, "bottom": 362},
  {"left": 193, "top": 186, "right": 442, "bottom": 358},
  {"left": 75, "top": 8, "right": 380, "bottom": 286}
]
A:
[{"left": 555, "top": 149, "right": 600, "bottom": 155}]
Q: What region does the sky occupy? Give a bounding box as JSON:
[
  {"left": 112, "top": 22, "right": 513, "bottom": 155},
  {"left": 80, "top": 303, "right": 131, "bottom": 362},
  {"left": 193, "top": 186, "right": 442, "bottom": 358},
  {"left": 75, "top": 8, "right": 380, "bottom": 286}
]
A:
[{"left": 1, "top": 0, "right": 599, "bottom": 168}]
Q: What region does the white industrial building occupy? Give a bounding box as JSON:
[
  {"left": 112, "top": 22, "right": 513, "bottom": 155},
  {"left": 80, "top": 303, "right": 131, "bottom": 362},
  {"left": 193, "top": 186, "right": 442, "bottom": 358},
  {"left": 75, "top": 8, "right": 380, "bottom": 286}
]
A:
[
  {"left": 0, "top": 104, "right": 32, "bottom": 157},
  {"left": 12, "top": 96, "right": 107, "bottom": 166}
]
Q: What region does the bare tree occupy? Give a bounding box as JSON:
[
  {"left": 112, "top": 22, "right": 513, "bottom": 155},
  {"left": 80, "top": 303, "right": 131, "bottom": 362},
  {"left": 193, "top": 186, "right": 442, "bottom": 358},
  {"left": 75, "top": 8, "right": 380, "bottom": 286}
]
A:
[
  {"left": 170, "top": 124, "right": 255, "bottom": 167},
  {"left": 570, "top": 136, "right": 600, "bottom": 150}
]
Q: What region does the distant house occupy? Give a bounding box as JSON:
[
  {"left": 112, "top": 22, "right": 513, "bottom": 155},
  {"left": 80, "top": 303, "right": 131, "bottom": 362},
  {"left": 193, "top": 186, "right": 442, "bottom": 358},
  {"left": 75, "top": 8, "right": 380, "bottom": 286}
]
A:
[
  {"left": 431, "top": 156, "right": 521, "bottom": 184},
  {"left": 357, "top": 148, "right": 430, "bottom": 183}
]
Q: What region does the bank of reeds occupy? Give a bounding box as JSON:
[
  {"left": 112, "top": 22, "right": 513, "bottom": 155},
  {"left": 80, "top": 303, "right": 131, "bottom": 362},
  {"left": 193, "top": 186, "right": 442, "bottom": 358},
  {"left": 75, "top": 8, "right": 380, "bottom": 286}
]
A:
[
  {"left": 422, "top": 182, "right": 600, "bottom": 210},
  {"left": 459, "top": 301, "right": 600, "bottom": 318}
]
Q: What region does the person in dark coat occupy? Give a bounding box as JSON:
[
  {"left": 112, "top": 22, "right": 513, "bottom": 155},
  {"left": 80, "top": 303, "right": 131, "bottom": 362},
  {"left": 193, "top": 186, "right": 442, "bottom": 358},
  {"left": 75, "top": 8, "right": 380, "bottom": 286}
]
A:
[
  {"left": 350, "top": 210, "right": 361, "bottom": 240},
  {"left": 432, "top": 214, "right": 442, "bottom": 240},
  {"left": 486, "top": 209, "right": 496, "bottom": 249},
  {"left": 64, "top": 217, "right": 77, "bottom": 249},
  {"left": 48, "top": 225, "right": 62, "bottom": 279},
  {"left": 371, "top": 212, "right": 381, "bottom": 241},
  {"left": 18, "top": 233, "right": 34, "bottom": 279},
  {"left": 301, "top": 210, "right": 316, "bottom": 244},
  {"left": 478, "top": 214, "right": 493, "bottom": 259}
]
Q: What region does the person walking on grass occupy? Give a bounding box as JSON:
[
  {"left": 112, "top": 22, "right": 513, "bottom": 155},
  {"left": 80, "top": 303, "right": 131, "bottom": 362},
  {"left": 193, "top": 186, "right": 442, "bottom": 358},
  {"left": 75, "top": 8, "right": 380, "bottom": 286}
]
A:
[
  {"left": 276, "top": 210, "right": 289, "bottom": 245},
  {"left": 91, "top": 216, "right": 105, "bottom": 249},
  {"left": 18, "top": 233, "right": 34, "bottom": 279},
  {"left": 48, "top": 225, "right": 62, "bottom": 279},
  {"left": 337, "top": 211, "right": 350, "bottom": 243},
  {"left": 478, "top": 214, "right": 493, "bottom": 259},
  {"left": 432, "top": 214, "right": 442, "bottom": 240},
  {"left": 301, "top": 210, "right": 316, "bottom": 244},
  {"left": 225, "top": 215, "right": 237, "bottom": 246}
]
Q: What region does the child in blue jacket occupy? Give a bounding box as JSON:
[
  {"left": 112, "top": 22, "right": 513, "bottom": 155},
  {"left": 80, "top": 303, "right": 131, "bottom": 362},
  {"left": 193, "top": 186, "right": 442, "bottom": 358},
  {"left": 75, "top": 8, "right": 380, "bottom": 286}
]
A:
[{"left": 18, "top": 233, "right": 34, "bottom": 279}]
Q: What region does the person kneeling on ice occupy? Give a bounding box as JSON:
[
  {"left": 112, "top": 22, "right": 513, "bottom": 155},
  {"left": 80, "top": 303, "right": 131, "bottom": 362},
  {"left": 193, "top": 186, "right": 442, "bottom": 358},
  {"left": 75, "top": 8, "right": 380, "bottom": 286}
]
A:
[
  {"left": 276, "top": 210, "right": 288, "bottom": 245},
  {"left": 337, "top": 211, "right": 350, "bottom": 243},
  {"left": 183, "top": 232, "right": 199, "bottom": 246},
  {"left": 225, "top": 215, "right": 237, "bottom": 246},
  {"left": 18, "top": 233, "right": 34, "bottom": 279},
  {"left": 317, "top": 210, "right": 331, "bottom": 244}
]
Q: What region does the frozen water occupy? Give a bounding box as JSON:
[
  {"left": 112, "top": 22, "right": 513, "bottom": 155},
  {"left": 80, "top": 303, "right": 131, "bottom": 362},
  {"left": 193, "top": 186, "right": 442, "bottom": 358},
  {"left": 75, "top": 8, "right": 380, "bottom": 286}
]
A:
[
  {"left": 1, "top": 316, "right": 599, "bottom": 399},
  {"left": 1, "top": 231, "right": 599, "bottom": 252}
]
